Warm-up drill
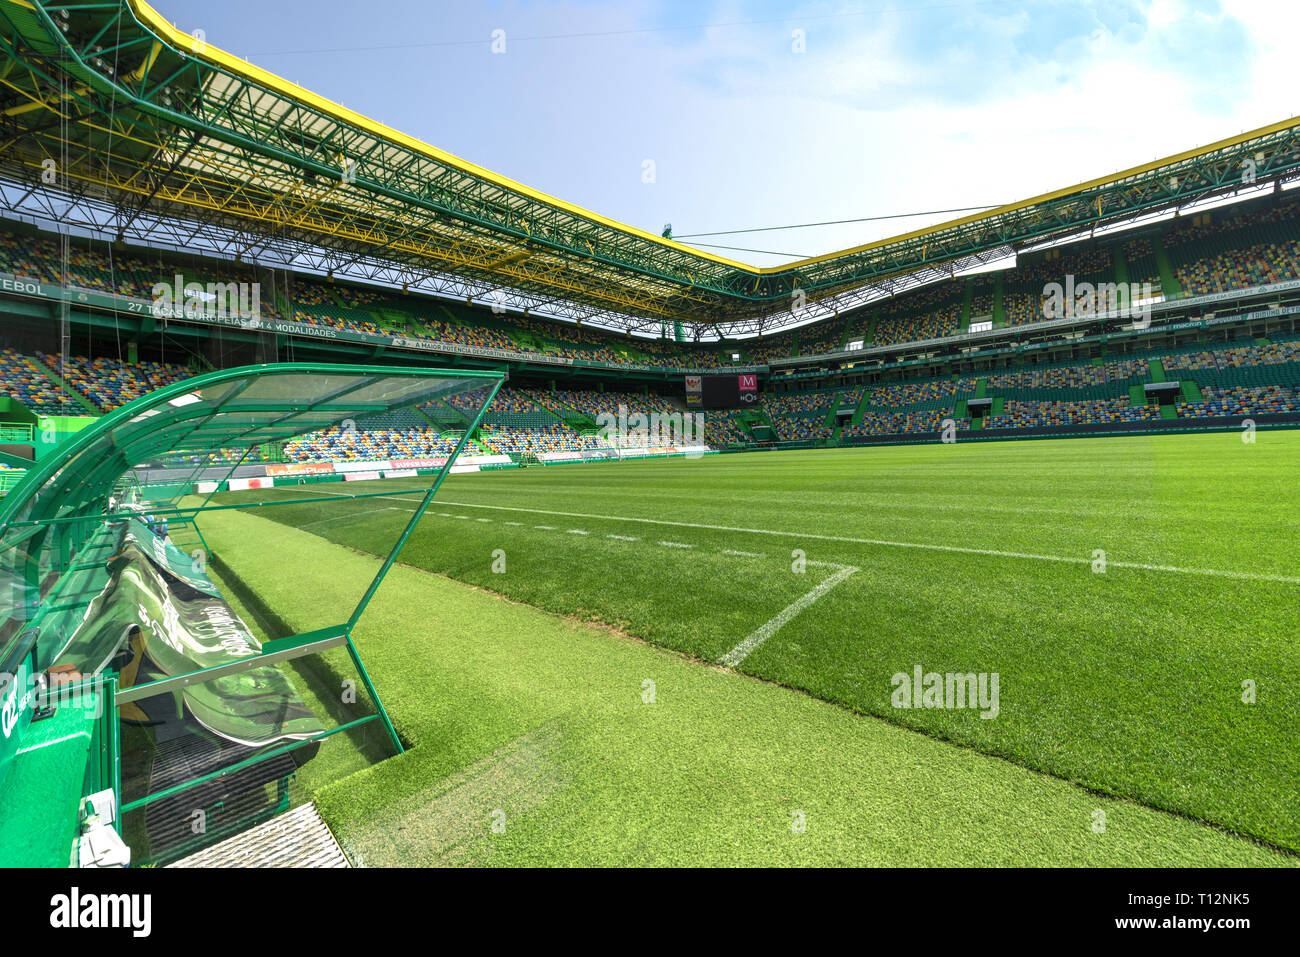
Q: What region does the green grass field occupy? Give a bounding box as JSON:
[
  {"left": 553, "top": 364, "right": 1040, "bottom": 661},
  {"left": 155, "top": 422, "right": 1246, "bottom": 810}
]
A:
[{"left": 204, "top": 431, "right": 1300, "bottom": 864}]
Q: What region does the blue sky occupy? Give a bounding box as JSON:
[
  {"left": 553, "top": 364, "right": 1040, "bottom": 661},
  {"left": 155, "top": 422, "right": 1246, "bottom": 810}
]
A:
[{"left": 153, "top": 0, "right": 1289, "bottom": 266}]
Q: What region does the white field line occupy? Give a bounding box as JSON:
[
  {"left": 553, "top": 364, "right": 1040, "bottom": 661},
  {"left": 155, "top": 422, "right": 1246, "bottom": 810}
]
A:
[
  {"left": 606, "top": 534, "right": 640, "bottom": 542},
  {"left": 566, "top": 529, "right": 590, "bottom": 535},
  {"left": 299, "top": 507, "right": 398, "bottom": 531},
  {"left": 658, "top": 541, "right": 694, "bottom": 549},
  {"left": 395, "top": 498, "right": 1300, "bottom": 586},
  {"left": 719, "top": 563, "right": 860, "bottom": 668},
  {"left": 722, "top": 549, "right": 766, "bottom": 558}
]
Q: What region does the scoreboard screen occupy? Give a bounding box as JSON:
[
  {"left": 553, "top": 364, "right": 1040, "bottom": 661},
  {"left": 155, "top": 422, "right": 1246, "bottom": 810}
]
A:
[{"left": 686, "top": 374, "right": 758, "bottom": 410}]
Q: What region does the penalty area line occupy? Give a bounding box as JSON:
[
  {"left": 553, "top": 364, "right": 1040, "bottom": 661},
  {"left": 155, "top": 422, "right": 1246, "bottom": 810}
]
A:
[{"left": 719, "top": 563, "right": 859, "bottom": 668}]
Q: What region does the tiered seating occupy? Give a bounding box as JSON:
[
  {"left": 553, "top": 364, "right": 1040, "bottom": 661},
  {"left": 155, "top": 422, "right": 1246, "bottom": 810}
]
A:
[
  {"left": 979, "top": 360, "right": 1147, "bottom": 404},
  {"left": 985, "top": 398, "right": 1160, "bottom": 428},
  {"left": 284, "top": 426, "right": 462, "bottom": 462},
  {"left": 1175, "top": 240, "right": 1300, "bottom": 296},
  {"left": 44, "top": 353, "right": 134, "bottom": 409},
  {"left": 871, "top": 283, "right": 963, "bottom": 345},
  {"left": 1177, "top": 385, "right": 1300, "bottom": 417},
  {"left": 478, "top": 424, "right": 605, "bottom": 455},
  {"left": 763, "top": 390, "right": 835, "bottom": 442},
  {"left": 703, "top": 413, "right": 749, "bottom": 445},
  {"left": 1170, "top": 338, "right": 1300, "bottom": 370},
  {"left": 1121, "top": 237, "right": 1160, "bottom": 288},
  {"left": 528, "top": 389, "right": 681, "bottom": 422},
  {"left": 5, "top": 198, "right": 1300, "bottom": 381},
  {"left": 866, "top": 377, "right": 975, "bottom": 406},
  {"left": 0, "top": 349, "right": 71, "bottom": 412},
  {"left": 1004, "top": 247, "right": 1113, "bottom": 326},
  {"left": 844, "top": 409, "right": 952, "bottom": 437},
  {"left": 1166, "top": 202, "right": 1300, "bottom": 296}
]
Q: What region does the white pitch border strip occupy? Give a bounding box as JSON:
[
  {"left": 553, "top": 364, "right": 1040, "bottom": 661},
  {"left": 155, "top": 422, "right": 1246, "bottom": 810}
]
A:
[
  {"left": 719, "top": 561, "right": 859, "bottom": 668},
  {"left": 401, "top": 498, "right": 1300, "bottom": 586},
  {"left": 272, "top": 486, "right": 1300, "bottom": 585}
]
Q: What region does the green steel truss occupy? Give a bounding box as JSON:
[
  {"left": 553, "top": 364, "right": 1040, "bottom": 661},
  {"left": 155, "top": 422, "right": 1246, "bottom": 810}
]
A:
[{"left": 2, "top": 0, "right": 1300, "bottom": 336}]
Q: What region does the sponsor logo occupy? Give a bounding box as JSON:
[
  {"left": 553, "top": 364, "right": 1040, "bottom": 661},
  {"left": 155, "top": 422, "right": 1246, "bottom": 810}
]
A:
[{"left": 1, "top": 661, "right": 34, "bottom": 739}]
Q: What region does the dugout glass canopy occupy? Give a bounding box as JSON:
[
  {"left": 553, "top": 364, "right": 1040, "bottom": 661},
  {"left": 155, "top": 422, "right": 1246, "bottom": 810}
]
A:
[{"left": 0, "top": 362, "right": 504, "bottom": 866}]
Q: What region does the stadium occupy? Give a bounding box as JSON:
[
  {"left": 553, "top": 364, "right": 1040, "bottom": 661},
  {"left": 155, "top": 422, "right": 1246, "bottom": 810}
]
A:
[{"left": 0, "top": 0, "right": 1297, "bottom": 882}]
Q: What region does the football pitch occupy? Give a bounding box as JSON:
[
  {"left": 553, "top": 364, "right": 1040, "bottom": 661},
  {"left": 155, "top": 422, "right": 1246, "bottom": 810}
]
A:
[{"left": 203, "top": 431, "right": 1300, "bottom": 865}]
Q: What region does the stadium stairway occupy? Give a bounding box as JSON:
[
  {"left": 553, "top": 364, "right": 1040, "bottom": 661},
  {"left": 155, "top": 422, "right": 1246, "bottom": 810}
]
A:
[
  {"left": 822, "top": 396, "right": 841, "bottom": 430},
  {"left": 850, "top": 390, "right": 871, "bottom": 427},
  {"left": 425, "top": 397, "right": 473, "bottom": 430},
  {"left": 1152, "top": 235, "right": 1184, "bottom": 299}
]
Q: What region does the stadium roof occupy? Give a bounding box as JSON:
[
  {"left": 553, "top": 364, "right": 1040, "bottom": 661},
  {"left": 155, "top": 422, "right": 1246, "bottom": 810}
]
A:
[{"left": 2, "top": 0, "right": 1300, "bottom": 336}]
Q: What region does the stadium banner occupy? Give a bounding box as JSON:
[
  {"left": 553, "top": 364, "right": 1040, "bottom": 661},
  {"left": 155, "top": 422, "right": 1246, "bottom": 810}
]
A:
[
  {"left": 738, "top": 373, "right": 758, "bottom": 405},
  {"left": 384, "top": 468, "right": 418, "bottom": 479},
  {"left": 536, "top": 448, "right": 619, "bottom": 464},
  {"left": 194, "top": 481, "right": 218, "bottom": 494},
  {"left": 51, "top": 521, "right": 321, "bottom": 746},
  {"left": 121, "top": 519, "right": 223, "bottom": 598},
  {"left": 266, "top": 461, "right": 334, "bottom": 477},
  {"left": 227, "top": 477, "right": 273, "bottom": 491},
  {"left": 617, "top": 446, "right": 677, "bottom": 458},
  {"left": 685, "top": 374, "right": 702, "bottom": 407},
  {"left": 343, "top": 471, "right": 382, "bottom": 482},
  {"left": 390, "top": 457, "right": 448, "bottom": 470},
  {"left": 450, "top": 464, "right": 481, "bottom": 474},
  {"left": 333, "top": 459, "right": 393, "bottom": 473}
]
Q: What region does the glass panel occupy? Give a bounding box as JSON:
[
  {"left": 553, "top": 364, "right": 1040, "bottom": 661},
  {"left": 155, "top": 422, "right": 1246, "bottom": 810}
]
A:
[{"left": 0, "top": 364, "right": 500, "bottom": 712}]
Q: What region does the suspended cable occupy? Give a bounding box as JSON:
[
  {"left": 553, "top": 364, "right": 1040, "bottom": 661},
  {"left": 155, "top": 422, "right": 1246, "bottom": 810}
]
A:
[{"left": 674, "top": 205, "right": 1004, "bottom": 240}]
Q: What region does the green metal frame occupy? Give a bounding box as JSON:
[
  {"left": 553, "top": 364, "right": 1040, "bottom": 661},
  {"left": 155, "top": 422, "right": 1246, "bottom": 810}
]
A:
[{"left": 0, "top": 360, "right": 505, "bottom": 837}]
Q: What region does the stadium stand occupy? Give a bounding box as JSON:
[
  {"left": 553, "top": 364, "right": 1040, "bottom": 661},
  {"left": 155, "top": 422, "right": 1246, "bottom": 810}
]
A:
[
  {"left": 46, "top": 354, "right": 192, "bottom": 411},
  {"left": 4, "top": 192, "right": 1300, "bottom": 370},
  {"left": 283, "top": 426, "right": 464, "bottom": 462},
  {"left": 0, "top": 348, "right": 68, "bottom": 412}
]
